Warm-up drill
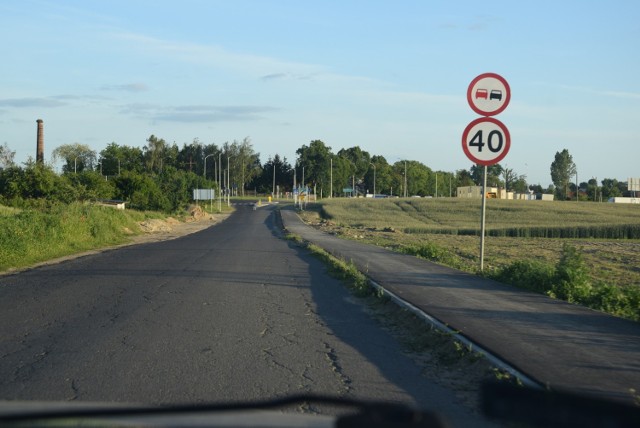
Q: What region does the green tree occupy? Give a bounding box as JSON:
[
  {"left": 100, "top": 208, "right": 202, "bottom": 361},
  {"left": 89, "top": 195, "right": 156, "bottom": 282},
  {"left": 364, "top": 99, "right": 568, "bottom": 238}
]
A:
[
  {"left": 178, "top": 139, "right": 204, "bottom": 174},
  {"left": 405, "top": 161, "right": 431, "bottom": 196},
  {"left": 157, "top": 167, "right": 213, "bottom": 211},
  {"left": 337, "top": 147, "right": 371, "bottom": 180},
  {"left": 296, "top": 140, "right": 333, "bottom": 195},
  {"left": 201, "top": 143, "right": 221, "bottom": 180},
  {"left": 113, "top": 171, "right": 170, "bottom": 211},
  {"left": 52, "top": 143, "right": 97, "bottom": 173},
  {"left": 455, "top": 169, "right": 475, "bottom": 188},
  {"left": 512, "top": 176, "right": 529, "bottom": 194},
  {"left": 600, "top": 178, "right": 626, "bottom": 200},
  {"left": 432, "top": 171, "right": 455, "bottom": 197},
  {"left": 99, "top": 143, "right": 145, "bottom": 175},
  {"left": 502, "top": 167, "right": 528, "bottom": 193},
  {"left": 252, "top": 154, "right": 293, "bottom": 194},
  {"left": 364, "top": 155, "right": 391, "bottom": 196},
  {"left": 219, "top": 138, "right": 260, "bottom": 196},
  {"left": 0, "top": 143, "right": 15, "bottom": 170},
  {"left": 331, "top": 155, "right": 355, "bottom": 196},
  {"left": 0, "top": 161, "right": 74, "bottom": 203},
  {"left": 388, "top": 160, "right": 430, "bottom": 197},
  {"left": 64, "top": 171, "right": 115, "bottom": 201},
  {"left": 237, "top": 138, "right": 261, "bottom": 196},
  {"left": 144, "top": 135, "right": 168, "bottom": 173},
  {"left": 470, "top": 164, "right": 504, "bottom": 187},
  {"left": 550, "top": 149, "right": 577, "bottom": 200}
]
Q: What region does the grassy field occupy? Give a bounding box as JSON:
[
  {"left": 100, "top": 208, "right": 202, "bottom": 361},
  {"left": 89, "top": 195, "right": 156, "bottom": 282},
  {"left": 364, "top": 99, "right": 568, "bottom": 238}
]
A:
[
  {"left": 314, "top": 198, "right": 640, "bottom": 238},
  {"left": 0, "top": 202, "right": 162, "bottom": 272},
  {"left": 297, "top": 197, "right": 640, "bottom": 319}
]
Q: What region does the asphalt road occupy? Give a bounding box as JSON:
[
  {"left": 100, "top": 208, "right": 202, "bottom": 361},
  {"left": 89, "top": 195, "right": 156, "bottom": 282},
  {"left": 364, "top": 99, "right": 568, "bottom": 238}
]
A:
[
  {"left": 0, "top": 204, "right": 492, "bottom": 427},
  {"left": 281, "top": 207, "right": 640, "bottom": 405}
]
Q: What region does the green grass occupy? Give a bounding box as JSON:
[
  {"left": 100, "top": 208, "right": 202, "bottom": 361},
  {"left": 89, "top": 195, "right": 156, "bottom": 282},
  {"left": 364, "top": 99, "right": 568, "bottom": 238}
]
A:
[
  {"left": 0, "top": 202, "right": 156, "bottom": 271},
  {"left": 320, "top": 198, "right": 640, "bottom": 238},
  {"left": 305, "top": 242, "right": 371, "bottom": 297},
  {"left": 300, "top": 198, "right": 640, "bottom": 321}
]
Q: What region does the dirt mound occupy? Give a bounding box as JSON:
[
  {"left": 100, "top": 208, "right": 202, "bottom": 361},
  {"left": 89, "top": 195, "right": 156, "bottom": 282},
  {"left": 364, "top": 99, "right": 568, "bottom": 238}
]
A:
[
  {"left": 165, "top": 216, "right": 180, "bottom": 225},
  {"left": 139, "top": 219, "right": 173, "bottom": 233},
  {"left": 187, "top": 204, "right": 206, "bottom": 221}
]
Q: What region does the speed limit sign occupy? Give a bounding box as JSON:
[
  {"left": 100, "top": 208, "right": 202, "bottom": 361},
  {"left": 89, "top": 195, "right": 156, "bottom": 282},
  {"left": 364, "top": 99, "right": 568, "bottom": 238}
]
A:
[{"left": 461, "top": 117, "right": 510, "bottom": 166}]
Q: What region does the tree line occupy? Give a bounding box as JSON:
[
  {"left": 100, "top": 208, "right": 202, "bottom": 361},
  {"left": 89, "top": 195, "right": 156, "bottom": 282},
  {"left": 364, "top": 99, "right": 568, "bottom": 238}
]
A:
[{"left": 0, "top": 138, "right": 631, "bottom": 212}]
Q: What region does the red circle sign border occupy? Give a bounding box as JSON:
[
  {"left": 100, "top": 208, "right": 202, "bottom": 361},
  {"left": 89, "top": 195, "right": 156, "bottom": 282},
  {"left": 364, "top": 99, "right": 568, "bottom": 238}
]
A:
[
  {"left": 461, "top": 117, "right": 511, "bottom": 166},
  {"left": 467, "top": 73, "right": 511, "bottom": 117}
]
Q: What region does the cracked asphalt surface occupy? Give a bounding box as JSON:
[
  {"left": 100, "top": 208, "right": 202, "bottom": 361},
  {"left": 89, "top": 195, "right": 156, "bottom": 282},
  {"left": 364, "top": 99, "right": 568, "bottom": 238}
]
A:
[{"left": 0, "top": 204, "right": 493, "bottom": 427}]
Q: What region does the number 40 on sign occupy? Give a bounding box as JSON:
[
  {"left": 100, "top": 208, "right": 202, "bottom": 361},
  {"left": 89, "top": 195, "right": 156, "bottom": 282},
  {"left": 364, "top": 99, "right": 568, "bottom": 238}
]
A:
[{"left": 461, "top": 116, "right": 510, "bottom": 166}]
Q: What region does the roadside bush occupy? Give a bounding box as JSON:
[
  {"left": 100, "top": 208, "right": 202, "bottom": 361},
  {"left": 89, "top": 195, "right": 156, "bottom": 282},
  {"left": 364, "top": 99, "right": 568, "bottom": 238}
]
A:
[
  {"left": 492, "top": 244, "right": 639, "bottom": 321},
  {"left": 113, "top": 171, "right": 171, "bottom": 212},
  {"left": 0, "top": 202, "right": 145, "bottom": 271},
  {"left": 63, "top": 171, "right": 115, "bottom": 201},
  {"left": 0, "top": 163, "right": 76, "bottom": 203},
  {"left": 491, "top": 259, "right": 554, "bottom": 294},
  {"left": 549, "top": 243, "right": 592, "bottom": 303},
  {"left": 402, "top": 242, "right": 460, "bottom": 267}
]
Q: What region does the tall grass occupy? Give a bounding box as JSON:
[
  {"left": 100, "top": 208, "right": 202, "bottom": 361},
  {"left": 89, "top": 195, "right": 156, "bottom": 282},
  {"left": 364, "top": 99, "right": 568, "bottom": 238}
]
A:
[
  {"left": 312, "top": 198, "right": 640, "bottom": 321},
  {"left": 0, "top": 203, "right": 150, "bottom": 271},
  {"left": 491, "top": 244, "right": 640, "bottom": 321},
  {"left": 320, "top": 198, "right": 640, "bottom": 239}
]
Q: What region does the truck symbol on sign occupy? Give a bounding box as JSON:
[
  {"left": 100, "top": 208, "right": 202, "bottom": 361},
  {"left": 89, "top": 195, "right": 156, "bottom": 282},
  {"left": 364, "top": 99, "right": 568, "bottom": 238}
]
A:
[{"left": 475, "top": 88, "right": 503, "bottom": 101}]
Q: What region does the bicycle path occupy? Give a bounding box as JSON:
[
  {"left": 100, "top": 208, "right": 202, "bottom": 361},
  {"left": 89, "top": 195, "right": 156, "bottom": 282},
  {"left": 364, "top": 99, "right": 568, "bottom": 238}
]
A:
[{"left": 280, "top": 208, "right": 640, "bottom": 405}]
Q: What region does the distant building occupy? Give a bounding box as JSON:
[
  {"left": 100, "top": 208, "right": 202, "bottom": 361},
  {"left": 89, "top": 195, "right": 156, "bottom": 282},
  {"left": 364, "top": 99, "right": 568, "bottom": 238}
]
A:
[
  {"left": 456, "top": 186, "right": 553, "bottom": 200},
  {"left": 608, "top": 197, "right": 640, "bottom": 204}
]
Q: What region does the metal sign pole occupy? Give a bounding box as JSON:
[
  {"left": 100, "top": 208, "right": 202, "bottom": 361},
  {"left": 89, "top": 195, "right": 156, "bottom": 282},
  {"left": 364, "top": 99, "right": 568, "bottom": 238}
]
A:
[{"left": 480, "top": 165, "right": 487, "bottom": 271}]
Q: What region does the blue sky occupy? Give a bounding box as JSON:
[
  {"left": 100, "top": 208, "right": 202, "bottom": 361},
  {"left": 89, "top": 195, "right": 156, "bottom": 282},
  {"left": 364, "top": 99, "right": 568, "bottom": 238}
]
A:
[{"left": 1, "top": 0, "right": 639, "bottom": 186}]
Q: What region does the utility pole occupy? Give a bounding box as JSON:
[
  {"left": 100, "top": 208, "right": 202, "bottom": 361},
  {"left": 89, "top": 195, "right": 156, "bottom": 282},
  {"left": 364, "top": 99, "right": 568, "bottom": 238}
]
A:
[
  {"left": 404, "top": 161, "right": 407, "bottom": 197},
  {"left": 330, "top": 157, "right": 333, "bottom": 198}
]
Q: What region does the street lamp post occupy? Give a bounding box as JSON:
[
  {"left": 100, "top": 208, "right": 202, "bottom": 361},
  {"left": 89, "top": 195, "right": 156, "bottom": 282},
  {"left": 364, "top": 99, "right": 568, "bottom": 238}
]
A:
[
  {"left": 293, "top": 167, "right": 297, "bottom": 204},
  {"left": 204, "top": 154, "right": 215, "bottom": 179},
  {"left": 330, "top": 158, "right": 333, "bottom": 198},
  {"left": 227, "top": 156, "right": 233, "bottom": 206},
  {"left": 404, "top": 161, "right": 407, "bottom": 198},
  {"left": 369, "top": 162, "right": 376, "bottom": 197},
  {"left": 73, "top": 156, "right": 79, "bottom": 174},
  {"left": 273, "top": 163, "right": 276, "bottom": 197}
]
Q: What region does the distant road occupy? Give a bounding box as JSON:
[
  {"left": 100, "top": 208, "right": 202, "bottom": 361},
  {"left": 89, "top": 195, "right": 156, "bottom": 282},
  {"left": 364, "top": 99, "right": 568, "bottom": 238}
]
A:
[
  {"left": 281, "top": 207, "right": 640, "bottom": 405},
  {"left": 0, "top": 204, "right": 491, "bottom": 427}
]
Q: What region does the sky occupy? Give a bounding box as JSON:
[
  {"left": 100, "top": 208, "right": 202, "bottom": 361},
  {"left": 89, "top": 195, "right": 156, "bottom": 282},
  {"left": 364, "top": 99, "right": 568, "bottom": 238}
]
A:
[{"left": 1, "top": 0, "right": 639, "bottom": 186}]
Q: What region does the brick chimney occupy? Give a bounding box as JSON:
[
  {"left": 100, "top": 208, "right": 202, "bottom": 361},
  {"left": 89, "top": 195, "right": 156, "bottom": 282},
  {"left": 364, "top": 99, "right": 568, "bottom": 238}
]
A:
[{"left": 36, "top": 119, "right": 44, "bottom": 163}]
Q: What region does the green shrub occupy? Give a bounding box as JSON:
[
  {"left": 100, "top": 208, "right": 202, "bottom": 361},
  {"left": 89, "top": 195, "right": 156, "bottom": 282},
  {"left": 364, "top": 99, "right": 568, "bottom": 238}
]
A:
[
  {"left": 550, "top": 243, "right": 592, "bottom": 303},
  {"left": 401, "top": 242, "right": 462, "bottom": 268},
  {"left": 0, "top": 202, "right": 145, "bottom": 271},
  {"left": 491, "top": 259, "right": 555, "bottom": 294},
  {"left": 492, "top": 244, "right": 639, "bottom": 321}
]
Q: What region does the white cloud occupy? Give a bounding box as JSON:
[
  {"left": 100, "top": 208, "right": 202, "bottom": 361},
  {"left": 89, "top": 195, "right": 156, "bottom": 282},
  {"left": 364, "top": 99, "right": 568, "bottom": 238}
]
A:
[
  {"left": 109, "top": 31, "right": 322, "bottom": 79},
  {"left": 119, "top": 103, "right": 278, "bottom": 123},
  {"left": 101, "top": 83, "right": 149, "bottom": 93},
  {"left": 0, "top": 97, "right": 66, "bottom": 108}
]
